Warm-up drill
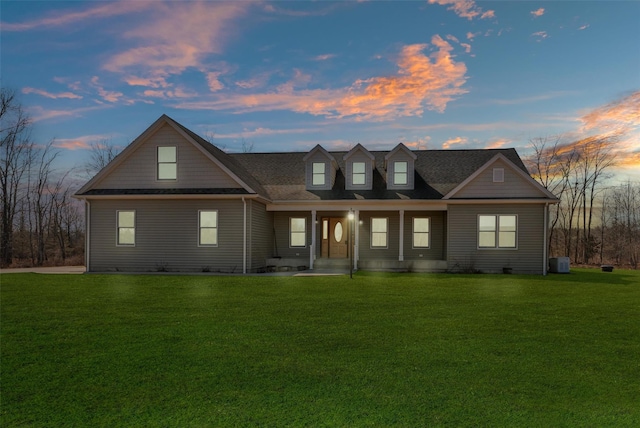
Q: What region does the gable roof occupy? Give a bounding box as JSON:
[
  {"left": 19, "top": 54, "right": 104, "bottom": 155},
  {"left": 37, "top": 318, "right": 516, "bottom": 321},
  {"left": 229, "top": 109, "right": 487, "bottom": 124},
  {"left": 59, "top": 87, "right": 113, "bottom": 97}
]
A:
[
  {"left": 302, "top": 144, "right": 337, "bottom": 165},
  {"left": 75, "top": 115, "right": 266, "bottom": 198},
  {"left": 443, "top": 153, "right": 558, "bottom": 200},
  {"left": 343, "top": 143, "right": 375, "bottom": 162},
  {"left": 384, "top": 143, "right": 417, "bottom": 161}
]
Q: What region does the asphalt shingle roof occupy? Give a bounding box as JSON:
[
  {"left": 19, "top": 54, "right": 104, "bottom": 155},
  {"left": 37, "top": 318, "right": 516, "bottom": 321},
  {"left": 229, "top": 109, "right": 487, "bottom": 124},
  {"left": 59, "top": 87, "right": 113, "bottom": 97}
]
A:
[{"left": 229, "top": 149, "right": 528, "bottom": 201}]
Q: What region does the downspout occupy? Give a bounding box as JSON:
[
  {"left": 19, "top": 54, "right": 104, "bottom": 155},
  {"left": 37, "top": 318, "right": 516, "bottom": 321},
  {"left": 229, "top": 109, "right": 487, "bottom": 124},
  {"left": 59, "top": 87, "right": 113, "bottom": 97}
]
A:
[
  {"left": 543, "top": 203, "right": 548, "bottom": 275},
  {"left": 242, "top": 197, "right": 247, "bottom": 274},
  {"left": 85, "top": 200, "right": 90, "bottom": 272}
]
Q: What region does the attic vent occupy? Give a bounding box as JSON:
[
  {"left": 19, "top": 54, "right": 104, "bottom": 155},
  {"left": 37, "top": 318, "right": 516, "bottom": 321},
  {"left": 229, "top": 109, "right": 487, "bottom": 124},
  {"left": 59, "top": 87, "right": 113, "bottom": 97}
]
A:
[{"left": 493, "top": 168, "right": 504, "bottom": 183}]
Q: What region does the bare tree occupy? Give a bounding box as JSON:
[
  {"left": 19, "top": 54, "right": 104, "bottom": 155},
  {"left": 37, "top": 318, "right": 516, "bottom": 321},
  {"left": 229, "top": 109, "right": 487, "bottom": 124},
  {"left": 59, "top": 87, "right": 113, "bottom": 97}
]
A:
[
  {"left": 0, "top": 88, "right": 34, "bottom": 267},
  {"left": 83, "top": 139, "right": 119, "bottom": 179}
]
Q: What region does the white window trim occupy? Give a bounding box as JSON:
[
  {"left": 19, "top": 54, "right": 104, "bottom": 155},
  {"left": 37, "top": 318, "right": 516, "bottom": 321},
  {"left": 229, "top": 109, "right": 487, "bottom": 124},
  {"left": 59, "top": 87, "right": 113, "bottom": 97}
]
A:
[
  {"left": 394, "top": 161, "right": 408, "bottom": 186},
  {"left": 352, "top": 162, "right": 366, "bottom": 186},
  {"left": 116, "top": 210, "right": 136, "bottom": 247},
  {"left": 290, "top": 217, "right": 307, "bottom": 248},
  {"left": 477, "top": 214, "right": 518, "bottom": 250},
  {"left": 157, "top": 146, "right": 177, "bottom": 181},
  {"left": 311, "top": 162, "right": 326, "bottom": 186},
  {"left": 198, "top": 210, "right": 219, "bottom": 247},
  {"left": 370, "top": 217, "right": 388, "bottom": 249},
  {"left": 412, "top": 217, "right": 430, "bottom": 249}
]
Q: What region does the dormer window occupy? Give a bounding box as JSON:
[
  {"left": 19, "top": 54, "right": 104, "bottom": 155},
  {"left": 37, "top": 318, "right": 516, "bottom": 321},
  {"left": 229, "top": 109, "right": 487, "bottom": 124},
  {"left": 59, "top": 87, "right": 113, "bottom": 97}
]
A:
[
  {"left": 394, "top": 161, "right": 408, "bottom": 185},
  {"left": 352, "top": 162, "right": 366, "bottom": 185},
  {"left": 158, "top": 146, "right": 177, "bottom": 180},
  {"left": 312, "top": 162, "right": 326, "bottom": 186}
]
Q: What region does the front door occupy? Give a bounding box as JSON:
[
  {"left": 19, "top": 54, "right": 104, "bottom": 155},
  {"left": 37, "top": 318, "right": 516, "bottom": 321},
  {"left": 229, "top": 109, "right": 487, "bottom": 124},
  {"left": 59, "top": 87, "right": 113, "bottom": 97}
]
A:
[{"left": 321, "top": 217, "right": 348, "bottom": 258}]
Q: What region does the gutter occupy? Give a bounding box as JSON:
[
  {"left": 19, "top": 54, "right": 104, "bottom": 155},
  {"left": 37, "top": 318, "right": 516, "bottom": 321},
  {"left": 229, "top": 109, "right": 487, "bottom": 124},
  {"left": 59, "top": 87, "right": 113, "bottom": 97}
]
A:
[{"left": 543, "top": 202, "right": 548, "bottom": 275}]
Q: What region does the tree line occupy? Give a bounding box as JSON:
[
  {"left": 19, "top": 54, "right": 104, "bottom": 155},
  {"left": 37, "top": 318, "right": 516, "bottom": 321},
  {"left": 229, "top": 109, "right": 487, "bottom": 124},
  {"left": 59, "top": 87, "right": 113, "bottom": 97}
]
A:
[
  {"left": 1, "top": 89, "right": 87, "bottom": 267},
  {"left": 526, "top": 134, "right": 640, "bottom": 269},
  {"left": 2, "top": 87, "right": 638, "bottom": 269}
]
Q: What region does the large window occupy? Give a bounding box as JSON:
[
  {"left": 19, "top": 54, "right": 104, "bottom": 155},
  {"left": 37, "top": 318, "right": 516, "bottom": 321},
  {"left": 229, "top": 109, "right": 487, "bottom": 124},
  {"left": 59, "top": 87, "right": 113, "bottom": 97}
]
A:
[
  {"left": 157, "top": 146, "right": 177, "bottom": 180},
  {"left": 199, "top": 210, "right": 218, "bottom": 246},
  {"left": 478, "top": 215, "right": 517, "bottom": 248},
  {"left": 371, "top": 217, "right": 388, "bottom": 248},
  {"left": 394, "top": 161, "right": 408, "bottom": 185},
  {"left": 312, "top": 162, "right": 325, "bottom": 186},
  {"left": 352, "top": 162, "right": 366, "bottom": 185},
  {"left": 290, "top": 217, "right": 306, "bottom": 247},
  {"left": 117, "top": 210, "right": 135, "bottom": 246},
  {"left": 413, "top": 217, "right": 430, "bottom": 248}
]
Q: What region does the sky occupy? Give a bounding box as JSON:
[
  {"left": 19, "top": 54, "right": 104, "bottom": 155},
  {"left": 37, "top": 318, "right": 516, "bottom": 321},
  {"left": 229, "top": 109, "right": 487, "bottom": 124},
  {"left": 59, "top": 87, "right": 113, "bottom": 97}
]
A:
[{"left": 2, "top": 0, "right": 639, "bottom": 183}]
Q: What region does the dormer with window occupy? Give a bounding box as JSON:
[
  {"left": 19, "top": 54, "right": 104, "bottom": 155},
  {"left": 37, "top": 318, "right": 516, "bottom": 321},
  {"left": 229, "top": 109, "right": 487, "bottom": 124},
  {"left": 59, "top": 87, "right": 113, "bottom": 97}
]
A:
[
  {"left": 343, "top": 144, "right": 375, "bottom": 190},
  {"left": 384, "top": 143, "right": 416, "bottom": 190},
  {"left": 303, "top": 145, "right": 337, "bottom": 190}
]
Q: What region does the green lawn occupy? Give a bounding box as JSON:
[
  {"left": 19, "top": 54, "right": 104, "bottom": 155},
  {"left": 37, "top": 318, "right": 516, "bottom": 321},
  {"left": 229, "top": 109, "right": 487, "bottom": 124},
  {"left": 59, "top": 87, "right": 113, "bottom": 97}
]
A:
[{"left": 2, "top": 269, "right": 639, "bottom": 427}]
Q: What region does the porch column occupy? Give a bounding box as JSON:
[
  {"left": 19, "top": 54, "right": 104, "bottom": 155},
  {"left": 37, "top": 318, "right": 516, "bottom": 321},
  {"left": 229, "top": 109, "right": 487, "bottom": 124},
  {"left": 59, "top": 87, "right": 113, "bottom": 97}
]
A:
[
  {"left": 399, "top": 210, "right": 404, "bottom": 261},
  {"left": 310, "top": 209, "right": 316, "bottom": 269},
  {"left": 354, "top": 209, "right": 359, "bottom": 270}
]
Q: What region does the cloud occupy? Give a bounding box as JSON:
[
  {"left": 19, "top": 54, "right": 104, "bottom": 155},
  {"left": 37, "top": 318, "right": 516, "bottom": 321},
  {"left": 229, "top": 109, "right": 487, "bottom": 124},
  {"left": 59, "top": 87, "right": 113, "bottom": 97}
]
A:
[
  {"left": 578, "top": 24, "right": 589, "bottom": 31},
  {"left": 215, "top": 126, "right": 321, "bottom": 140},
  {"left": 580, "top": 91, "right": 640, "bottom": 133},
  {"left": 460, "top": 43, "right": 472, "bottom": 54},
  {"left": 442, "top": 136, "right": 468, "bottom": 149},
  {"left": 403, "top": 136, "right": 431, "bottom": 150},
  {"left": 0, "top": 1, "right": 151, "bottom": 31},
  {"left": 531, "top": 31, "right": 549, "bottom": 41},
  {"left": 313, "top": 54, "right": 336, "bottom": 61},
  {"left": 142, "top": 87, "right": 197, "bottom": 99},
  {"left": 466, "top": 31, "right": 480, "bottom": 41},
  {"left": 177, "top": 36, "right": 468, "bottom": 120},
  {"left": 428, "top": 0, "right": 495, "bottom": 20},
  {"left": 485, "top": 138, "right": 512, "bottom": 149},
  {"left": 22, "top": 87, "right": 82, "bottom": 100},
  {"left": 531, "top": 8, "right": 545, "bottom": 18},
  {"left": 103, "top": 2, "right": 250, "bottom": 87},
  {"left": 235, "top": 72, "right": 272, "bottom": 89},
  {"left": 53, "top": 134, "right": 107, "bottom": 151},
  {"left": 206, "top": 72, "right": 225, "bottom": 92},
  {"left": 91, "top": 76, "right": 123, "bottom": 103}
]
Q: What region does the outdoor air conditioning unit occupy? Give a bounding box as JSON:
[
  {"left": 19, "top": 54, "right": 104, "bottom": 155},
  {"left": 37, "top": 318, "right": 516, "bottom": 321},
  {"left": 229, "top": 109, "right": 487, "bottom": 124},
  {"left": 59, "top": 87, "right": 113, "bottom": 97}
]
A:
[{"left": 549, "top": 257, "right": 570, "bottom": 273}]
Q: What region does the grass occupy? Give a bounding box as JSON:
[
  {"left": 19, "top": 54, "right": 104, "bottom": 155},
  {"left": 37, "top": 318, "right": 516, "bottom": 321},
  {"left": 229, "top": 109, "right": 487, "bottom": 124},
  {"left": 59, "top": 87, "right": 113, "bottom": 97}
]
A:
[{"left": 1, "top": 269, "right": 639, "bottom": 427}]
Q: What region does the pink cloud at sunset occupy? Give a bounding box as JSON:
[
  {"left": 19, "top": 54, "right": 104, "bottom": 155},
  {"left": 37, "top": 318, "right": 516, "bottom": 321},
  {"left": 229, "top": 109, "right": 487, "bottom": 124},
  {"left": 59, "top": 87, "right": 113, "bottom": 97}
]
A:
[
  {"left": 442, "top": 136, "right": 468, "bottom": 149},
  {"left": 178, "top": 36, "right": 467, "bottom": 120},
  {"left": 22, "top": 87, "right": 82, "bottom": 100},
  {"left": 53, "top": 134, "right": 112, "bottom": 151},
  {"left": 580, "top": 91, "right": 640, "bottom": 133},
  {"left": 428, "top": 0, "right": 495, "bottom": 21},
  {"left": 103, "top": 2, "right": 249, "bottom": 88},
  {"left": 0, "top": 1, "right": 151, "bottom": 31},
  {"left": 531, "top": 8, "right": 545, "bottom": 18},
  {"left": 485, "top": 139, "right": 512, "bottom": 149}
]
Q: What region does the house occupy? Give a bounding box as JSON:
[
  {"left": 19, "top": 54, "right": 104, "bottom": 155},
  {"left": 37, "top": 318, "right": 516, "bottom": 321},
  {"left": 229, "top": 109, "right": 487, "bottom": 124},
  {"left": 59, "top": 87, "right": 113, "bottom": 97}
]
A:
[{"left": 74, "top": 115, "right": 558, "bottom": 274}]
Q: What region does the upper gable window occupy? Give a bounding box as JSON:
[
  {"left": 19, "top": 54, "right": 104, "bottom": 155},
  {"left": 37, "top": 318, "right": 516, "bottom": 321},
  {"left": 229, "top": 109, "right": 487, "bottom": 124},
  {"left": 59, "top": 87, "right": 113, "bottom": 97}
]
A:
[
  {"left": 352, "top": 162, "right": 366, "bottom": 185},
  {"left": 312, "top": 162, "right": 325, "bottom": 186},
  {"left": 493, "top": 168, "right": 504, "bottom": 183},
  {"left": 157, "top": 146, "right": 177, "bottom": 180},
  {"left": 394, "top": 161, "right": 408, "bottom": 185}
]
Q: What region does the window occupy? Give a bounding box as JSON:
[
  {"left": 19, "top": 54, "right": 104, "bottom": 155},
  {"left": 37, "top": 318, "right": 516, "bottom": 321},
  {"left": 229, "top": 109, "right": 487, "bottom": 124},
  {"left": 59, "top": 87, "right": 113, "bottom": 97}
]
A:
[
  {"left": 199, "top": 210, "right": 218, "bottom": 246},
  {"left": 158, "top": 146, "right": 177, "bottom": 180},
  {"left": 493, "top": 168, "right": 504, "bottom": 183},
  {"left": 371, "top": 217, "right": 388, "bottom": 248},
  {"left": 413, "top": 217, "right": 430, "bottom": 248},
  {"left": 290, "top": 217, "right": 306, "bottom": 247},
  {"left": 352, "top": 162, "right": 366, "bottom": 185},
  {"left": 312, "top": 162, "right": 325, "bottom": 186},
  {"left": 478, "top": 215, "right": 517, "bottom": 248},
  {"left": 117, "top": 210, "right": 135, "bottom": 246},
  {"left": 394, "top": 161, "right": 408, "bottom": 185}
]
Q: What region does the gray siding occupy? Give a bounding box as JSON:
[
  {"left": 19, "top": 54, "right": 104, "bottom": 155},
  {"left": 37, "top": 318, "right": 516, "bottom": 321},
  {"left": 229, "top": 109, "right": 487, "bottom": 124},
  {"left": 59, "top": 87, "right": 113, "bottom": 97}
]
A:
[
  {"left": 96, "top": 123, "right": 242, "bottom": 190},
  {"left": 249, "top": 200, "right": 273, "bottom": 271},
  {"left": 89, "top": 199, "right": 247, "bottom": 273},
  {"left": 358, "top": 211, "right": 400, "bottom": 260},
  {"left": 447, "top": 204, "right": 545, "bottom": 274},
  {"left": 403, "top": 211, "right": 446, "bottom": 260},
  {"left": 272, "top": 211, "right": 311, "bottom": 259},
  {"left": 454, "top": 159, "right": 545, "bottom": 199}
]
